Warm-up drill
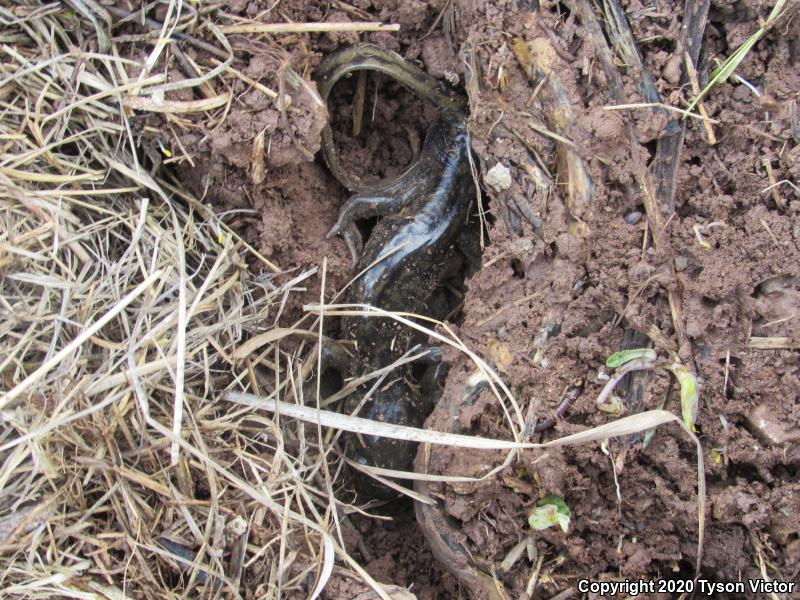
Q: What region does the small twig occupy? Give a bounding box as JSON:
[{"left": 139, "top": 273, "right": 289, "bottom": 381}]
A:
[
  {"left": 421, "top": 0, "right": 453, "bottom": 40},
  {"left": 762, "top": 178, "right": 799, "bottom": 195},
  {"left": 266, "top": 48, "right": 316, "bottom": 160},
  {"left": 527, "top": 119, "right": 577, "bottom": 146},
  {"left": 123, "top": 92, "right": 232, "bottom": 113},
  {"left": 748, "top": 337, "right": 800, "bottom": 350},
  {"left": 758, "top": 217, "right": 782, "bottom": 249},
  {"left": 762, "top": 161, "right": 785, "bottom": 208},
  {"left": 511, "top": 36, "right": 593, "bottom": 224},
  {"left": 604, "top": 102, "right": 719, "bottom": 123},
  {"left": 173, "top": 46, "right": 217, "bottom": 100},
  {"left": 219, "top": 21, "right": 400, "bottom": 34},
  {"left": 535, "top": 15, "right": 576, "bottom": 62},
  {"left": 351, "top": 70, "right": 367, "bottom": 137},
  {"left": 681, "top": 54, "right": 716, "bottom": 144}
]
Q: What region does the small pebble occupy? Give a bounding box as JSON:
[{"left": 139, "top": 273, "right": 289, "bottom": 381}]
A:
[
  {"left": 624, "top": 211, "right": 642, "bottom": 225},
  {"left": 511, "top": 238, "right": 534, "bottom": 255},
  {"left": 674, "top": 255, "right": 689, "bottom": 272},
  {"left": 444, "top": 71, "right": 460, "bottom": 86},
  {"left": 485, "top": 162, "right": 513, "bottom": 192},
  {"left": 226, "top": 515, "right": 248, "bottom": 537},
  {"left": 662, "top": 54, "right": 683, "bottom": 85},
  {"left": 747, "top": 404, "right": 800, "bottom": 446}
]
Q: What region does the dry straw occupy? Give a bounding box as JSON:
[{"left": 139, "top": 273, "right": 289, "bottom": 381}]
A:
[{"left": 0, "top": 2, "right": 355, "bottom": 598}]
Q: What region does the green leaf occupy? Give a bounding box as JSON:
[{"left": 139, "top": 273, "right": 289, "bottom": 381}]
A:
[
  {"left": 605, "top": 348, "right": 656, "bottom": 369},
  {"left": 528, "top": 495, "right": 571, "bottom": 533}
]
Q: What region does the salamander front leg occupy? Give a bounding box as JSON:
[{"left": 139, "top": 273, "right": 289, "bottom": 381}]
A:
[
  {"left": 328, "top": 164, "right": 431, "bottom": 265},
  {"left": 327, "top": 191, "right": 412, "bottom": 240}
]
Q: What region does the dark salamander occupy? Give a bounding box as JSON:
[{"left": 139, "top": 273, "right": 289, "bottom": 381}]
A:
[
  {"left": 315, "top": 45, "right": 476, "bottom": 495},
  {"left": 340, "top": 114, "right": 472, "bottom": 487}
]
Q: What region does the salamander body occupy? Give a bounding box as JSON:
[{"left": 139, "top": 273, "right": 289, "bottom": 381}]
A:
[
  {"left": 341, "top": 113, "right": 472, "bottom": 484},
  {"left": 315, "top": 45, "right": 476, "bottom": 494}
]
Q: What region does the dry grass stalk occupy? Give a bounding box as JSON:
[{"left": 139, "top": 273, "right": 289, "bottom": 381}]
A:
[
  {"left": 0, "top": 3, "right": 367, "bottom": 597},
  {"left": 682, "top": 53, "right": 717, "bottom": 144},
  {"left": 748, "top": 336, "right": 799, "bottom": 350},
  {"left": 603, "top": 102, "right": 719, "bottom": 124},
  {"left": 240, "top": 302, "right": 708, "bottom": 577},
  {"left": 220, "top": 22, "right": 401, "bottom": 34}
]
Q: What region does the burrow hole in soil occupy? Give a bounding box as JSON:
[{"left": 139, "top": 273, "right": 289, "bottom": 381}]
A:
[
  {"left": 324, "top": 66, "right": 489, "bottom": 326},
  {"left": 325, "top": 71, "right": 439, "bottom": 185}
]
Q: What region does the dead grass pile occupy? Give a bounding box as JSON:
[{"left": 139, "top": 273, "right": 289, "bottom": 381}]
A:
[{"left": 0, "top": 3, "right": 346, "bottom": 597}]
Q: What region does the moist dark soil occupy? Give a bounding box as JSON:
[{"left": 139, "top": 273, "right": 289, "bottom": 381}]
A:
[{"left": 134, "top": 0, "right": 799, "bottom": 597}]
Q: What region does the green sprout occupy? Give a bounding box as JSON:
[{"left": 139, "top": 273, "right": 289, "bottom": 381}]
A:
[
  {"left": 666, "top": 362, "right": 700, "bottom": 431},
  {"left": 685, "top": 0, "right": 788, "bottom": 115},
  {"left": 605, "top": 348, "right": 657, "bottom": 369},
  {"left": 528, "top": 495, "right": 571, "bottom": 533},
  {"left": 597, "top": 350, "right": 700, "bottom": 431},
  {"left": 597, "top": 394, "right": 625, "bottom": 416}
]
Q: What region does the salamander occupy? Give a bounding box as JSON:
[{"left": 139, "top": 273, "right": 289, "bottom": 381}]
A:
[{"left": 315, "top": 45, "right": 476, "bottom": 496}]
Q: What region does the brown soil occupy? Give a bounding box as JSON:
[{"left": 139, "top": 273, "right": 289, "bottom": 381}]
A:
[{"left": 144, "top": 0, "right": 799, "bottom": 597}]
